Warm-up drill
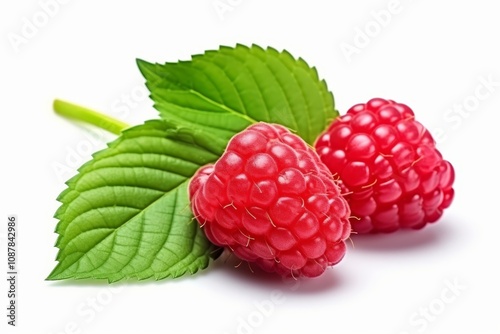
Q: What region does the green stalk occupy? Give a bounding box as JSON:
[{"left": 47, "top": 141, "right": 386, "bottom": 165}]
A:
[{"left": 53, "top": 99, "right": 130, "bottom": 135}]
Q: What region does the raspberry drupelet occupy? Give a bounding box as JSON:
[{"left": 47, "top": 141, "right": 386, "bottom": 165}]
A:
[
  {"left": 189, "top": 123, "right": 351, "bottom": 278},
  {"left": 315, "top": 98, "right": 455, "bottom": 233}
]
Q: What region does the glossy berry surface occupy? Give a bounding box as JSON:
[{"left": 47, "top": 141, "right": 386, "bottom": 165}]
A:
[
  {"left": 315, "top": 98, "right": 455, "bottom": 233},
  {"left": 189, "top": 123, "right": 351, "bottom": 278}
]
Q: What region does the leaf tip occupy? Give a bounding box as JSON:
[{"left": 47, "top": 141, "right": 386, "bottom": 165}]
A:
[
  {"left": 136, "top": 58, "right": 156, "bottom": 78},
  {"left": 135, "top": 58, "right": 147, "bottom": 67},
  {"left": 46, "top": 267, "right": 62, "bottom": 281}
]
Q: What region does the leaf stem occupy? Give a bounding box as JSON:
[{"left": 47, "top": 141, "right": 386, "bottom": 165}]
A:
[{"left": 53, "top": 99, "right": 130, "bottom": 135}]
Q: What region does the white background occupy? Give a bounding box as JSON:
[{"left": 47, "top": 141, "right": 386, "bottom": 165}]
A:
[{"left": 1, "top": 1, "right": 499, "bottom": 333}]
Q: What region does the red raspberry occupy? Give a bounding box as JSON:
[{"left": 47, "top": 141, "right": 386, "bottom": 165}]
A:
[
  {"left": 315, "top": 98, "right": 455, "bottom": 233},
  {"left": 189, "top": 123, "right": 351, "bottom": 278}
]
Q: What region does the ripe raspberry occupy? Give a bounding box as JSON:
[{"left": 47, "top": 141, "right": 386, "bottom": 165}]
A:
[
  {"left": 189, "top": 123, "right": 351, "bottom": 278},
  {"left": 315, "top": 98, "right": 455, "bottom": 233}
]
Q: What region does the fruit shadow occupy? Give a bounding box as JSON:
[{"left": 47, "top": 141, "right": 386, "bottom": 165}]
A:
[
  {"left": 349, "top": 220, "right": 454, "bottom": 252},
  {"left": 211, "top": 253, "right": 348, "bottom": 294},
  {"left": 46, "top": 263, "right": 345, "bottom": 293}
]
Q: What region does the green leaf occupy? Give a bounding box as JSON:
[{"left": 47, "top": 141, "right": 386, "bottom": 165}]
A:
[
  {"left": 50, "top": 44, "right": 337, "bottom": 282},
  {"left": 47, "top": 120, "right": 223, "bottom": 282},
  {"left": 137, "top": 44, "right": 337, "bottom": 147}
]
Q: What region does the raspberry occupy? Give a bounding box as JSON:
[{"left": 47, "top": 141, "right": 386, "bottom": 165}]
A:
[
  {"left": 189, "top": 123, "right": 351, "bottom": 278},
  {"left": 315, "top": 98, "right": 455, "bottom": 233}
]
